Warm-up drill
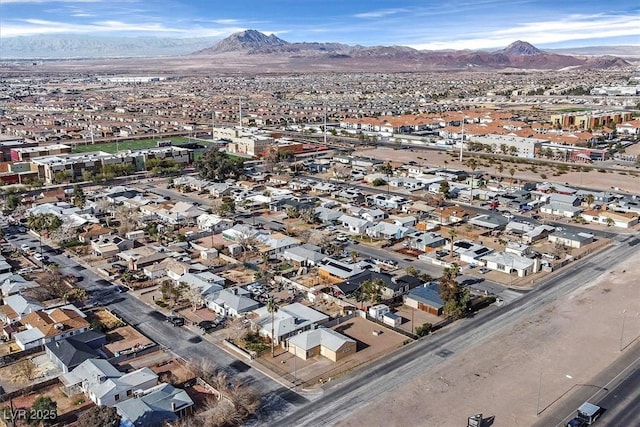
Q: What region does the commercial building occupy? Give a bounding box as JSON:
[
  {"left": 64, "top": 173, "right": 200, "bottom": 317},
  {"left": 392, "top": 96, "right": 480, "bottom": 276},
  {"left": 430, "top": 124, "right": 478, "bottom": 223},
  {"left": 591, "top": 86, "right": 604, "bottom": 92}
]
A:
[{"left": 469, "top": 134, "right": 546, "bottom": 159}]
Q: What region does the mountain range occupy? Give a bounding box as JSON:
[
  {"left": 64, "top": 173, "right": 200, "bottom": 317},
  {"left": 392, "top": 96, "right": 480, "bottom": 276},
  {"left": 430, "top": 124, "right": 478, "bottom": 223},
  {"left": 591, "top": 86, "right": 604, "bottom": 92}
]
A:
[
  {"left": 0, "top": 30, "right": 634, "bottom": 71},
  {"left": 191, "top": 30, "right": 631, "bottom": 70}
]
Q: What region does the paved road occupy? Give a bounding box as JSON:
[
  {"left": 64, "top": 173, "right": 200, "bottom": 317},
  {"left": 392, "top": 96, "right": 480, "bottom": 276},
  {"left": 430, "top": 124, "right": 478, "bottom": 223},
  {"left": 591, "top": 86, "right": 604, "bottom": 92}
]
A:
[
  {"left": 594, "top": 362, "right": 640, "bottom": 426},
  {"left": 275, "top": 234, "right": 638, "bottom": 426},
  {"left": 533, "top": 341, "right": 640, "bottom": 427},
  {"left": 3, "top": 227, "right": 302, "bottom": 414}
]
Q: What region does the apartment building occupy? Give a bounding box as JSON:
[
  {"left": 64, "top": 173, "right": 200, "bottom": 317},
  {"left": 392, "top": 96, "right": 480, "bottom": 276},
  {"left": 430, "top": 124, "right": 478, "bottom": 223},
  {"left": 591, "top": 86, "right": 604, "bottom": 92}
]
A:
[
  {"left": 549, "top": 111, "right": 632, "bottom": 131},
  {"left": 10, "top": 143, "right": 72, "bottom": 162}
]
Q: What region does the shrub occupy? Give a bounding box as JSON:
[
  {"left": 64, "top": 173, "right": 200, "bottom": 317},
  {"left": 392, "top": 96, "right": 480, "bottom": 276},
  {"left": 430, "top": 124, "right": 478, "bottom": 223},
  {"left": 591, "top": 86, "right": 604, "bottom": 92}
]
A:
[{"left": 415, "top": 322, "right": 432, "bottom": 337}]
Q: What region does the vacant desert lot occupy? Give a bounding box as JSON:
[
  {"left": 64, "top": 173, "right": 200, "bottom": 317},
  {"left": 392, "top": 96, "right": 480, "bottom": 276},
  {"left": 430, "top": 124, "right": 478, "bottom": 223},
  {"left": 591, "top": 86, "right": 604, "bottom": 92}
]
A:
[
  {"left": 357, "top": 147, "right": 639, "bottom": 193},
  {"left": 337, "top": 249, "right": 640, "bottom": 427}
]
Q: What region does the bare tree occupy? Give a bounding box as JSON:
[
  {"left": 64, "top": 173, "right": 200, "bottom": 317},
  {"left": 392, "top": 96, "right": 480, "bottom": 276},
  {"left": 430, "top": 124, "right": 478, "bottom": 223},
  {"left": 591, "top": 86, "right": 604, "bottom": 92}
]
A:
[
  {"left": 13, "top": 359, "right": 36, "bottom": 382},
  {"left": 307, "top": 230, "right": 332, "bottom": 251},
  {"left": 331, "top": 164, "right": 351, "bottom": 180},
  {"left": 184, "top": 285, "right": 203, "bottom": 311}
]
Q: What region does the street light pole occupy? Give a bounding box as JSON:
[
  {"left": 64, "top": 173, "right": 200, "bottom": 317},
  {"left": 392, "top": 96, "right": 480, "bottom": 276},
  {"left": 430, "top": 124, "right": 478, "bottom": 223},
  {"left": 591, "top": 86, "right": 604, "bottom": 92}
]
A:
[
  {"left": 459, "top": 115, "right": 465, "bottom": 163},
  {"left": 619, "top": 309, "right": 626, "bottom": 351},
  {"left": 536, "top": 370, "right": 542, "bottom": 416}
]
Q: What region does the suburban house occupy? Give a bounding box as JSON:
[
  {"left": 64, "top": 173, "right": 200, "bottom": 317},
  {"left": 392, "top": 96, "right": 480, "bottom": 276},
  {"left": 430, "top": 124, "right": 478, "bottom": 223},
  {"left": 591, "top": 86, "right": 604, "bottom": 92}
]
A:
[
  {"left": 367, "top": 194, "right": 408, "bottom": 210},
  {"left": 540, "top": 202, "right": 582, "bottom": 218},
  {"left": 338, "top": 214, "right": 371, "bottom": 234},
  {"left": 177, "top": 271, "right": 225, "bottom": 296},
  {"left": 282, "top": 244, "right": 326, "bottom": 267},
  {"left": 0, "top": 294, "right": 43, "bottom": 324},
  {"left": 14, "top": 306, "right": 90, "bottom": 350},
  {"left": 255, "top": 303, "right": 329, "bottom": 346},
  {"left": 432, "top": 206, "right": 471, "bottom": 224},
  {"left": 45, "top": 330, "right": 106, "bottom": 373},
  {"left": 361, "top": 208, "right": 385, "bottom": 223},
  {"left": 336, "top": 271, "right": 418, "bottom": 300},
  {"left": 406, "top": 231, "right": 447, "bottom": 252},
  {"left": 0, "top": 273, "right": 38, "bottom": 297},
  {"left": 287, "top": 327, "right": 356, "bottom": 362},
  {"left": 255, "top": 232, "right": 300, "bottom": 256},
  {"left": 314, "top": 206, "right": 343, "bottom": 224},
  {"left": 61, "top": 359, "right": 158, "bottom": 406},
  {"left": 468, "top": 214, "right": 509, "bottom": 230},
  {"left": 91, "top": 235, "right": 133, "bottom": 258},
  {"left": 196, "top": 213, "right": 234, "bottom": 234},
  {"left": 390, "top": 215, "right": 417, "bottom": 227},
  {"left": 580, "top": 209, "right": 638, "bottom": 228},
  {"left": 0, "top": 256, "right": 11, "bottom": 274},
  {"left": 548, "top": 230, "right": 594, "bottom": 248},
  {"left": 205, "top": 287, "right": 260, "bottom": 317},
  {"left": 78, "top": 223, "right": 114, "bottom": 243},
  {"left": 118, "top": 246, "right": 171, "bottom": 271},
  {"left": 318, "top": 258, "right": 368, "bottom": 282},
  {"left": 405, "top": 283, "right": 445, "bottom": 316},
  {"left": 115, "top": 382, "right": 194, "bottom": 427},
  {"left": 140, "top": 201, "right": 202, "bottom": 225},
  {"left": 454, "top": 241, "right": 494, "bottom": 264},
  {"left": 481, "top": 252, "right": 539, "bottom": 277},
  {"left": 365, "top": 221, "right": 409, "bottom": 240}
]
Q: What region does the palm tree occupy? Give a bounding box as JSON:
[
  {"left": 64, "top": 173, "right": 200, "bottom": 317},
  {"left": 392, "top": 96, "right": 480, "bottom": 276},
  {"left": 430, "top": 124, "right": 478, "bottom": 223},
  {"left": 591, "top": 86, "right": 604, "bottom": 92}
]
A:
[
  {"left": 448, "top": 229, "right": 457, "bottom": 257},
  {"left": 266, "top": 298, "right": 279, "bottom": 357},
  {"left": 509, "top": 168, "right": 516, "bottom": 189},
  {"left": 585, "top": 194, "right": 595, "bottom": 208}
]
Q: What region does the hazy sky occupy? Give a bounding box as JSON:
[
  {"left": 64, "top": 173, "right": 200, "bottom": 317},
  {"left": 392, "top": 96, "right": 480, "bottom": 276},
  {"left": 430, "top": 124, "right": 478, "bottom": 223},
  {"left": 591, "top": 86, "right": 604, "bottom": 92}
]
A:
[{"left": 1, "top": 0, "right": 638, "bottom": 49}]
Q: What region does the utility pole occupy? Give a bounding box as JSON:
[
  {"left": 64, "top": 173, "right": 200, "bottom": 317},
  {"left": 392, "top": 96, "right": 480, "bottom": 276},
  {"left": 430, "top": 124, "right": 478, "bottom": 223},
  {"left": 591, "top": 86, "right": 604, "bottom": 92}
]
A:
[
  {"left": 89, "top": 114, "right": 95, "bottom": 146},
  {"left": 212, "top": 110, "right": 215, "bottom": 141},
  {"left": 459, "top": 114, "right": 465, "bottom": 163},
  {"left": 239, "top": 97, "right": 242, "bottom": 129},
  {"left": 324, "top": 102, "right": 328, "bottom": 146}
]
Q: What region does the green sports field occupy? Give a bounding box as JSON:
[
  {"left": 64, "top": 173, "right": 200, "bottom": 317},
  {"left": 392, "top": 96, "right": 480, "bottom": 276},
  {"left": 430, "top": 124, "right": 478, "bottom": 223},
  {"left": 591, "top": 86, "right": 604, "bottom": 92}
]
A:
[{"left": 71, "top": 137, "right": 206, "bottom": 154}]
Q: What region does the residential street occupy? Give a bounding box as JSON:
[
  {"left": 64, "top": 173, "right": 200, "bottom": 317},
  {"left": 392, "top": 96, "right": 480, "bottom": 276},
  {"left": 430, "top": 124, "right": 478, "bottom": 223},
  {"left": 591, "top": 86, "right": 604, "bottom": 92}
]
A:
[{"left": 4, "top": 228, "right": 301, "bottom": 411}]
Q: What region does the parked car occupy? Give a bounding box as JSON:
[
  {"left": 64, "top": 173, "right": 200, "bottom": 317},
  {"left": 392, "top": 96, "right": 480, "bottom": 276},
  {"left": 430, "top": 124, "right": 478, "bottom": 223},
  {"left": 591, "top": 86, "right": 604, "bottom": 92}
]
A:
[
  {"left": 167, "top": 316, "right": 185, "bottom": 327},
  {"left": 114, "top": 285, "right": 128, "bottom": 293},
  {"left": 479, "top": 268, "right": 490, "bottom": 274},
  {"left": 198, "top": 320, "right": 215, "bottom": 331}
]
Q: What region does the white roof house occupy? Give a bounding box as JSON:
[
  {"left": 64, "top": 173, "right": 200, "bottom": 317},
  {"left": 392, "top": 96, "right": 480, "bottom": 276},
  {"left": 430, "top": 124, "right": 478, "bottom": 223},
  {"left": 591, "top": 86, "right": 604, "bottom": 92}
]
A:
[
  {"left": 61, "top": 359, "right": 158, "bottom": 406},
  {"left": 338, "top": 214, "right": 371, "bottom": 234},
  {"left": 0, "top": 273, "right": 38, "bottom": 297},
  {"left": 205, "top": 287, "right": 260, "bottom": 317},
  {"left": 0, "top": 294, "right": 43, "bottom": 323},
  {"left": 255, "top": 303, "right": 329, "bottom": 345},
  {"left": 287, "top": 327, "right": 356, "bottom": 361},
  {"left": 196, "top": 213, "right": 233, "bottom": 233},
  {"left": 481, "top": 251, "right": 538, "bottom": 277}
]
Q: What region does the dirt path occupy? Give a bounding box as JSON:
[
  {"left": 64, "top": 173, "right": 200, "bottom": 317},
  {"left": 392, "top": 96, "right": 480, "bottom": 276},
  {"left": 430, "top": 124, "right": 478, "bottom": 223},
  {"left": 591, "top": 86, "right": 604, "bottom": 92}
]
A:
[{"left": 336, "top": 249, "right": 640, "bottom": 427}]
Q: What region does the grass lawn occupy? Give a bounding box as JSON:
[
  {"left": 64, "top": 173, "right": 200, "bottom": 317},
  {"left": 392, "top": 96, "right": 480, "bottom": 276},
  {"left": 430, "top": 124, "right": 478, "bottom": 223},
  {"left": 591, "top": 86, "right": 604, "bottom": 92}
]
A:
[{"left": 71, "top": 137, "right": 198, "bottom": 154}]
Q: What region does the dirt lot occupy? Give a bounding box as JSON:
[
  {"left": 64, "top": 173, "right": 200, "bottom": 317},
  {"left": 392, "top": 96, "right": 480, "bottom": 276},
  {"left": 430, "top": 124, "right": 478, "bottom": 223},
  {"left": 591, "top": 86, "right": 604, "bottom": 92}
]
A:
[
  {"left": 393, "top": 305, "right": 442, "bottom": 334},
  {"left": 337, "top": 247, "right": 640, "bottom": 427},
  {"left": 259, "top": 316, "right": 409, "bottom": 387},
  {"left": 1, "top": 382, "right": 94, "bottom": 427},
  {"left": 357, "top": 147, "right": 639, "bottom": 193},
  {"left": 85, "top": 308, "right": 123, "bottom": 330},
  {"left": 104, "top": 325, "right": 154, "bottom": 357}
]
